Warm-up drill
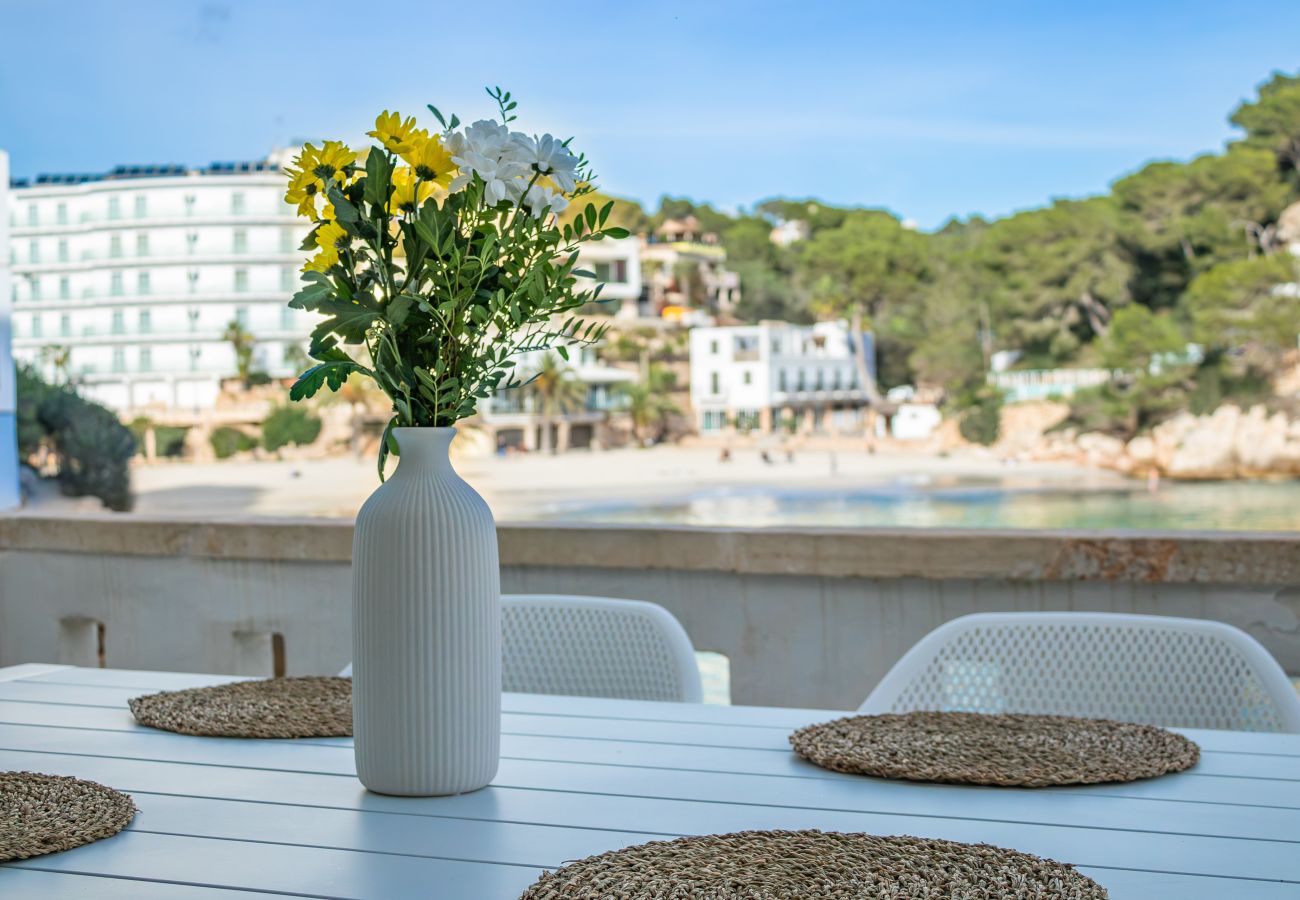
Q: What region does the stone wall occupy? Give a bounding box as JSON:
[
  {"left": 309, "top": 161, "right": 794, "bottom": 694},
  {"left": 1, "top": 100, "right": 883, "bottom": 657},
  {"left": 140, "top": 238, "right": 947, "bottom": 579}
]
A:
[{"left": 1, "top": 514, "right": 1297, "bottom": 709}]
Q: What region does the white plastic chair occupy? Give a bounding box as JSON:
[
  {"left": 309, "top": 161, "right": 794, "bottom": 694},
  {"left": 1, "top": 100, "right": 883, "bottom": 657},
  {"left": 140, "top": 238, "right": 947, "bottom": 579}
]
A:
[
  {"left": 340, "top": 594, "right": 703, "bottom": 703},
  {"left": 500, "top": 594, "right": 703, "bottom": 703},
  {"left": 859, "top": 612, "right": 1300, "bottom": 733}
]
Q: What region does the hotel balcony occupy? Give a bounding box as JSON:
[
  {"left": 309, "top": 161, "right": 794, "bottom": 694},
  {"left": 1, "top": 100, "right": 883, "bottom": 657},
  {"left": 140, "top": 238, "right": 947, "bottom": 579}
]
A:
[{"left": 1, "top": 515, "right": 1295, "bottom": 710}]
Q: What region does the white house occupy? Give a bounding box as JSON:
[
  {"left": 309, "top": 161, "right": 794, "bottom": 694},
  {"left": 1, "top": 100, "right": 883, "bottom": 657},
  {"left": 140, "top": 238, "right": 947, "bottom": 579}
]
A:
[
  {"left": 575, "top": 236, "right": 642, "bottom": 318},
  {"left": 689, "top": 320, "right": 876, "bottom": 435},
  {"left": 7, "top": 151, "right": 312, "bottom": 414}
]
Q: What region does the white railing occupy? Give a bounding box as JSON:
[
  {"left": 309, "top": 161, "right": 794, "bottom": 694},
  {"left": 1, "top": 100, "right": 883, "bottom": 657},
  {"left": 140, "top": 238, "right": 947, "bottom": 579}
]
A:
[{"left": 1, "top": 515, "right": 1296, "bottom": 709}]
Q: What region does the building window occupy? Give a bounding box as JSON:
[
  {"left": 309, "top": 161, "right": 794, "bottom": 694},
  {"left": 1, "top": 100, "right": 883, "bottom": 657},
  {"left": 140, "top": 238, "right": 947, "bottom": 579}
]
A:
[
  {"left": 234, "top": 269, "right": 249, "bottom": 292},
  {"left": 742, "top": 370, "right": 752, "bottom": 385},
  {"left": 139, "top": 310, "right": 151, "bottom": 333},
  {"left": 771, "top": 338, "right": 781, "bottom": 354},
  {"left": 111, "top": 348, "right": 125, "bottom": 372},
  {"left": 60, "top": 314, "right": 71, "bottom": 337},
  {"left": 280, "top": 266, "right": 294, "bottom": 291},
  {"left": 59, "top": 276, "right": 70, "bottom": 299},
  {"left": 185, "top": 194, "right": 196, "bottom": 215},
  {"left": 187, "top": 269, "right": 200, "bottom": 293},
  {"left": 29, "top": 278, "right": 41, "bottom": 301},
  {"left": 56, "top": 202, "right": 68, "bottom": 225},
  {"left": 26, "top": 204, "right": 38, "bottom": 226},
  {"left": 187, "top": 231, "right": 199, "bottom": 253},
  {"left": 111, "top": 310, "right": 125, "bottom": 334},
  {"left": 28, "top": 240, "right": 39, "bottom": 263},
  {"left": 235, "top": 306, "right": 249, "bottom": 326},
  {"left": 110, "top": 272, "right": 124, "bottom": 296},
  {"left": 815, "top": 369, "right": 824, "bottom": 390},
  {"left": 280, "top": 306, "right": 294, "bottom": 329},
  {"left": 709, "top": 371, "right": 720, "bottom": 394},
  {"left": 137, "top": 271, "right": 151, "bottom": 295},
  {"left": 231, "top": 192, "right": 246, "bottom": 215},
  {"left": 57, "top": 239, "right": 69, "bottom": 262},
  {"left": 612, "top": 259, "right": 628, "bottom": 283},
  {"left": 108, "top": 197, "right": 121, "bottom": 220},
  {"left": 136, "top": 233, "right": 149, "bottom": 256},
  {"left": 709, "top": 340, "right": 719, "bottom": 355},
  {"left": 134, "top": 195, "right": 147, "bottom": 218},
  {"left": 189, "top": 346, "right": 201, "bottom": 371},
  {"left": 233, "top": 229, "right": 248, "bottom": 254},
  {"left": 796, "top": 370, "right": 806, "bottom": 391},
  {"left": 778, "top": 369, "right": 787, "bottom": 391},
  {"left": 593, "top": 261, "right": 611, "bottom": 282},
  {"left": 139, "top": 347, "right": 152, "bottom": 372},
  {"left": 109, "top": 235, "right": 123, "bottom": 258},
  {"left": 31, "top": 316, "right": 42, "bottom": 338},
  {"left": 188, "top": 308, "right": 201, "bottom": 332}
]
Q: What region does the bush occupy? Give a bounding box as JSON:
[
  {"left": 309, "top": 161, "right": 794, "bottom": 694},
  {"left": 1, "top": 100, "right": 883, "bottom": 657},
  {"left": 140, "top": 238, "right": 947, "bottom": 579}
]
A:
[
  {"left": 210, "top": 426, "right": 258, "bottom": 459},
  {"left": 261, "top": 405, "right": 322, "bottom": 452},
  {"left": 957, "top": 388, "right": 1003, "bottom": 446},
  {"left": 127, "top": 417, "right": 188, "bottom": 458},
  {"left": 36, "top": 388, "right": 136, "bottom": 511}
]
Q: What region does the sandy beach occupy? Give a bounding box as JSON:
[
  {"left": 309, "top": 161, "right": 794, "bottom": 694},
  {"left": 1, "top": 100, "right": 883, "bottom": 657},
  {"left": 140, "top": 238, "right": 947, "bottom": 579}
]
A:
[{"left": 25, "top": 444, "right": 1124, "bottom": 521}]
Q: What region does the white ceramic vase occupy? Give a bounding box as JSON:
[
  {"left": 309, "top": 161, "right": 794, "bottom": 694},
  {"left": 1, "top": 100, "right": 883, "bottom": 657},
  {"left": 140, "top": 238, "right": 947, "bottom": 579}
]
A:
[{"left": 351, "top": 426, "right": 501, "bottom": 795}]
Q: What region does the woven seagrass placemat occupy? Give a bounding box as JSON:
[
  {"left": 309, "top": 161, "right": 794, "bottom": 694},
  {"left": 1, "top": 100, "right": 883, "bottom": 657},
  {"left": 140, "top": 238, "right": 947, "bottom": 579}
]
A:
[
  {"left": 790, "top": 711, "right": 1199, "bottom": 786},
  {"left": 1, "top": 771, "right": 137, "bottom": 861},
  {"left": 520, "top": 829, "right": 1107, "bottom": 899},
  {"left": 129, "top": 676, "right": 352, "bottom": 738}
]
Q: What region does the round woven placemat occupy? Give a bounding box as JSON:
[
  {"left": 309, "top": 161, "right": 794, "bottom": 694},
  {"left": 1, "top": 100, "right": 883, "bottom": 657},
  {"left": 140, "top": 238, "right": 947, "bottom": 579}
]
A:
[
  {"left": 128, "top": 676, "right": 352, "bottom": 738},
  {"left": 791, "top": 711, "right": 1199, "bottom": 787},
  {"left": 1, "top": 771, "right": 137, "bottom": 861},
  {"left": 520, "top": 829, "right": 1107, "bottom": 899}
]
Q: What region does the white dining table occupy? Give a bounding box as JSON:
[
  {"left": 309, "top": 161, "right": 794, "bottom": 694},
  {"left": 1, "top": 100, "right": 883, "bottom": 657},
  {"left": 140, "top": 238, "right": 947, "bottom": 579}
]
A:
[{"left": 0, "top": 663, "right": 1296, "bottom": 899}]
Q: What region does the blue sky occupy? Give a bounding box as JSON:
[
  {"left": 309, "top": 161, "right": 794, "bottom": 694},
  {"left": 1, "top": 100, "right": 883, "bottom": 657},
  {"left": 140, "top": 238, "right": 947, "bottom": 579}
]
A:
[{"left": 2, "top": 1, "right": 1297, "bottom": 229}]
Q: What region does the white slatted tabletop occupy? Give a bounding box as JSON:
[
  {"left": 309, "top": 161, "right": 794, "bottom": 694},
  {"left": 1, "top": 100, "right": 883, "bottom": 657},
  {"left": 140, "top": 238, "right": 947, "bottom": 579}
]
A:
[{"left": 0, "top": 664, "right": 1297, "bottom": 899}]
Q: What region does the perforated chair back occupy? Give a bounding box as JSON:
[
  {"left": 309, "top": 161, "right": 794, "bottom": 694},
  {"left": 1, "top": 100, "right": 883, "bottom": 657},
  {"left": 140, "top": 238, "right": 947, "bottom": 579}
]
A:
[
  {"left": 860, "top": 612, "right": 1300, "bottom": 733},
  {"left": 501, "top": 594, "right": 703, "bottom": 703}
]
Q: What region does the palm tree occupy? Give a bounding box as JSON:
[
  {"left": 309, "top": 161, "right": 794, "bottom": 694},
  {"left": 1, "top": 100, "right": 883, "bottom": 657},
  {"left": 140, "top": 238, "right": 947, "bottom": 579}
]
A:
[
  {"left": 526, "top": 353, "right": 588, "bottom": 454},
  {"left": 624, "top": 365, "right": 681, "bottom": 444},
  {"left": 222, "top": 319, "right": 256, "bottom": 386}
]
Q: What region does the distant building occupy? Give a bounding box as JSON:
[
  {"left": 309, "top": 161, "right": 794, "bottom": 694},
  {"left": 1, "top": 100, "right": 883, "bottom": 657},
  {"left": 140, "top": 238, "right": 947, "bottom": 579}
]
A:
[
  {"left": 574, "top": 236, "right": 642, "bottom": 318},
  {"left": 641, "top": 222, "right": 740, "bottom": 318},
  {"left": 0, "top": 151, "right": 18, "bottom": 508},
  {"left": 477, "top": 344, "right": 635, "bottom": 452},
  {"left": 769, "top": 219, "right": 809, "bottom": 247},
  {"left": 689, "top": 320, "right": 875, "bottom": 435},
  {"left": 7, "top": 151, "right": 310, "bottom": 414}
]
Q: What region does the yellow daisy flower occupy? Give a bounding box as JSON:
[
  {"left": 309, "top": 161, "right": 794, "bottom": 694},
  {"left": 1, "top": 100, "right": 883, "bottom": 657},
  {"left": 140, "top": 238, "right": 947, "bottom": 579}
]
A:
[
  {"left": 368, "top": 111, "right": 425, "bottom": 154},
  {"left": 388, "top": 167, "right": 434, "bottom": 215},
  {"left": 285, "top": 169, "right": 322, "bottom": 220},
  {"left": 399, "top": 133, "right": 456, "bottom": 188},
  {"left": 311, "top": 140, "right": 355, "bottom": 186},
  {"left": 302, "top": 221, "right": 349, "bottom": 273}
]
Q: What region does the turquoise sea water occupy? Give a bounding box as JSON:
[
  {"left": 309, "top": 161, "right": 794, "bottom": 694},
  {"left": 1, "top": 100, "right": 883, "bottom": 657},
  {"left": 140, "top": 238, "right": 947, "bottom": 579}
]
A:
[{"left": 529, "top": 476, "right": 1300, "bottom": 532}]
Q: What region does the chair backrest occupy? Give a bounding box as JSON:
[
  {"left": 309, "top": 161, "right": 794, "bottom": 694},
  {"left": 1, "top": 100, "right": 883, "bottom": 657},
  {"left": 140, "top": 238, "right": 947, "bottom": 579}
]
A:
[
  {"left": 502, "top": 594, "right": 703, "bottom": 703},
  {"left": 860, "top": 612, "right": 1300, "bottom": 733}
]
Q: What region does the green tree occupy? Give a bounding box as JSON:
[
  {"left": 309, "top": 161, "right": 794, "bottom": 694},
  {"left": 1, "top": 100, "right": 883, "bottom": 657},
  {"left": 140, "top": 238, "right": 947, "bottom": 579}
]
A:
[
  {"left": 1231, "top": 70, "right": 1300, "bottom": 178},
  {"left": 1184, "top": 253, "right": 1300, "bottom": 367},
  {"left": 623, "top": 365, "right": 681, "bottom": 444},
  {"left": 524, "top": 353, "right": 588, "bottom": 454},
  {"left": 222, "top": 319, "right": 257, "bottom": 386},
  {"left": 1098, "top": 305, "right": 1185, "bottom": 371},
  {"left": 796, "top": 210, "right": 929, "bottom": 403}
]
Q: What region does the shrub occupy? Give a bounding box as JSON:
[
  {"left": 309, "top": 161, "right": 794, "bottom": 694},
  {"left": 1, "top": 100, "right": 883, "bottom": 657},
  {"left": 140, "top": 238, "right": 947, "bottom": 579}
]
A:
[
  {"left": 957, "top": 387, "right": 1003, "bottom": 446},
  {"left": 211, "top": 426, "right": 258, "bottom": 459},
  {"left": 127, "top": 417, "right": 188, "bottom": 457},
  {"left": 261, "top": 405, "right": 322, "bottom": 452},
  {"left": 37, "top": 389, "right": 136, "bottom": 511}
]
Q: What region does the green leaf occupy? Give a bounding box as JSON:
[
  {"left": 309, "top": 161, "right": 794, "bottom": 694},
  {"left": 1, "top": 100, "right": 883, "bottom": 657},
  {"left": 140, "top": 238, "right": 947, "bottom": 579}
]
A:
[
  {"left": 602, "top": 226, "right": 630, "bottom": 239},
  {"left": 289, "top": 359, "right": 365, "bottom": 401},
  {"left": 426, "top": 104, "right": 448, "bottom": 129},
  {"left": 363, "top": 148, "right": 394, "bottom": 209},
  {"left": 584, "top": 203, "right": 597, "bottom": 230}
]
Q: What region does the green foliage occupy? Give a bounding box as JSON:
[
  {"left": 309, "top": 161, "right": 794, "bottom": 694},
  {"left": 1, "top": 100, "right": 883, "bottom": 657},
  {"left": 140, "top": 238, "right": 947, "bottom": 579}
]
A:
[
  {"left": 956, "top": 386, "right": 1003, "bottom": 446},
  {"left": 623, "top": 365, "right": 682, "bottom": 443},
  {"left": 1098, "top": 305, "right": 1185, "bottom": 370},
  {"left": 261, "top": 406, "right": 323, "bottom": 452},
  {"left": 210, "top": 426, "right": 258, "bottom": 459},
  {"left": 1064, "top": 370, "right": 1193, "bottom": 440},
  {"left": 559, "top": 190, "right": 649, "bottom": 234},
  {"left": 222, "top": 319, "right": 261, "bottom": 386},
  {"left": 127, "top": 418, "right": 188, "bottom": 458},
  {"left": 15, "top": 364, "right": 53, "bottom": 460},
  {"left": 1184, "top": 253, "right": 1300, "bottom": 358},
  {"left": 1231, "top": 71, "right": 1300, "bottom": 177},
  {"left": 27, "top": 378, "right": 136, "bottom": 511}
]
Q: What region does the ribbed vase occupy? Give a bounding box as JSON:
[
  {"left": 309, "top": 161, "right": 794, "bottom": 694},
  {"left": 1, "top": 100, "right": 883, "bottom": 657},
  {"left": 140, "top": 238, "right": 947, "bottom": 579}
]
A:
[{"left": 351, "top": 427, "right": 501, "bottom": 795}]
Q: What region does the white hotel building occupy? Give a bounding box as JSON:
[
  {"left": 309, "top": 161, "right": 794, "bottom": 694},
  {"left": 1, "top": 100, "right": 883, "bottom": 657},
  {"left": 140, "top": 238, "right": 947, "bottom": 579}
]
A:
[
  {"left": 5, "top": 151, "right": 648, "bottom": 420},
  {"left": 689, "top": 320, "right": 876, "bottom": 435},
  {"left": 7, "top": 152, "right": 310, "bottom": 413}
]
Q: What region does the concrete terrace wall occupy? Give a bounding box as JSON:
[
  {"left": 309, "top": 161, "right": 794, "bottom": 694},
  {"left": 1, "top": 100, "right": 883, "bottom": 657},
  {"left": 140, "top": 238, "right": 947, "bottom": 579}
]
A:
[{"left": 1, "top": 514, "right": 1297, "bottom": 709}]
